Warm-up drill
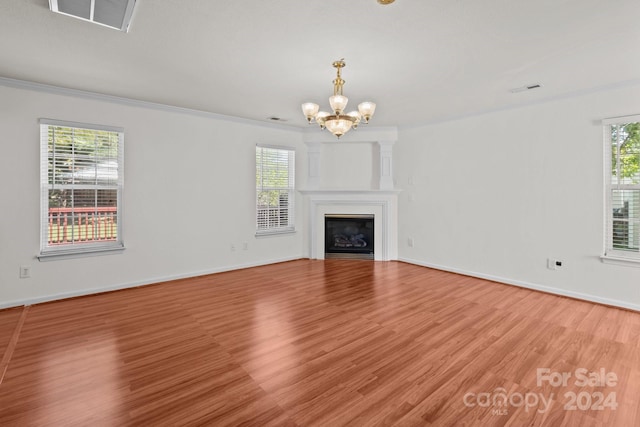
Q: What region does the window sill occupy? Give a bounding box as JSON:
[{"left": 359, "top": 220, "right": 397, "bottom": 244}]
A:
[
  {"left": 600, "top": 255, "right": 640, "bottom": 268},
  {"left": 255, "top": 228, "right": 296, "bottom": 237},
  {"left": 38, "top": 245, "right": 125, "bottom": 262}
]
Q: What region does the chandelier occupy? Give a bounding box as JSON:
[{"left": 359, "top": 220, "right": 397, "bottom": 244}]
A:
[{"left": 301, "top": 59, "right": 376, "bottom": 138}]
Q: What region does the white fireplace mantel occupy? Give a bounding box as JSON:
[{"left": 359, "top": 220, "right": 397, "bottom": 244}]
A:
[
  {"left": 302, "top": 127, "right": 399, "bottom": 261},
  {"left": 301, "top": 190, "right": 400, "bottom": 261}
]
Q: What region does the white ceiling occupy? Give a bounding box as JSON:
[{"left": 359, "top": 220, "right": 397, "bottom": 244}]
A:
[{"left": 1, "top": 0, "right": 639, "bottom": 128}]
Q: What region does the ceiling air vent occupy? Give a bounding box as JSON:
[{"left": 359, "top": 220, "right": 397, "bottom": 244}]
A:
[
  {"left": 49, "top": 0, "right": 137, "bottom": 32},
  {"left": 509, "top": 84, "right": 542, "bottom": 93}
]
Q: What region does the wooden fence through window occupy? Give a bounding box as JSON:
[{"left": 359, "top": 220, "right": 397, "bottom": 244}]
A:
[{"left": 48, "top": 207, "right": 117, "bottom": 245}]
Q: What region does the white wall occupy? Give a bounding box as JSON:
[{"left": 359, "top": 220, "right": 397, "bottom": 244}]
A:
[
  {"left": 396, "top": 84, "right": 640, "bottom": 310},
  {"left": 2, "top": 80, "right": 639, "bottom": 311},
  {"left": 0, "top": 84, "right": 306, "bottom": 308}
]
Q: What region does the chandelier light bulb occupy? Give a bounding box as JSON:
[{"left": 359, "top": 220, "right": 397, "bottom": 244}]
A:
[
  {"left": 347, "top": 111, "right": 362, "bottom": 129},
  {"left": 316, "top": 111, "right": 330, "bottom": 129},
  {"left": 358, "top": 102, "right": 376, "bottom": 123},
  {"left": 325, "top": 117, "right": 353, "bottom": 138},
  {"left": 301, "top": 103, "right": 320, "bottom": 123},
  {"left": 329, "top": 95, "right": 348, "bottom": 115}
]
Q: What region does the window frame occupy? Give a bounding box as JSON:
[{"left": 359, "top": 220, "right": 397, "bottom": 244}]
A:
[
  {"left": 255, "top": 144, "right": 296, "bottom": 236},
  {"left": 602, "top": 114, "right": 640, "bottom": 266},
  {"left": 39, "top": 119, "right": 125, "bottom": 260}
]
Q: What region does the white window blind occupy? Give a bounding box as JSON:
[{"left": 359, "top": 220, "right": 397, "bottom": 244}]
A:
[
  {"left": 604, "top": 116, "right": 640, "bottom": 262},
  {"left": 256, "top": 145, "right": 295, "bottom": 234},
  {"left": 40, "top": 119, "right": 124, "bottom": 258}
]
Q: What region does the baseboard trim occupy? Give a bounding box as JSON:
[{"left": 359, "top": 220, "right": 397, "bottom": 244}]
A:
[
  {"left": 6, "top": 257, "right": 637, "bottom": 313},
  {"left": 398, "top": 257, "right": 640, "bottom": 313},
  {"left": 0, "top": 257, "right": 304, "bottom": 310}
]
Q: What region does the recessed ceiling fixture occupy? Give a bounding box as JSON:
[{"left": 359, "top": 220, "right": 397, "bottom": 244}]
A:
[
  {"left": 301, "top": 59, "right": 376, "bottom": 139},
  {"left": 49, "top": 0, "right": 137, "bottom": 32},
  {"left": 378, "top": 0, "right": 396, "bottom": 4},
  {"left": 509, "top": 84, "right": 542, "bottom": 93}
]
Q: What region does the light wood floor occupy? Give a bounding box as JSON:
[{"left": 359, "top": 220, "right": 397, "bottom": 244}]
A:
[{"left": 0, "top": 260, "right": 639, "bottom": 426}]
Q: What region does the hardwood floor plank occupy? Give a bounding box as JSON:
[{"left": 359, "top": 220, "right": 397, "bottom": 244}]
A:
[
  {"left": 0, "top": 259, "right": 638, "bottom": 426},
  {"left": 0, "top": 308, "right": 23, "bottom": 355},
  {"left": 0, "top": 306, "right": 29, "bottom": 385}
]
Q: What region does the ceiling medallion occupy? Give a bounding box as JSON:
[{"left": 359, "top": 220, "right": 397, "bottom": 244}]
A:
[{"left": 301, "top": 59, "right": 376, "bottom": 139}]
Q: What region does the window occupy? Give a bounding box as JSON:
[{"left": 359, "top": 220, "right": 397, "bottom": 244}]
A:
[
  {"left": 603, "top": 116, "right": 639, "bottom": 263},
  {"left": 40, "top": 119, "right": 124, "bottom": 259},
  {"left": 256, "top": 145, "right": 295, "bottom": 234}
]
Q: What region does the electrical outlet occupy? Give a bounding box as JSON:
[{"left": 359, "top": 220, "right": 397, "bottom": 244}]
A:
[
  {"left": 230, "top": 244, "right": 236, "bottom": 252},
  {"left": 547, "top": 258, "right": 563, "bottom": 270},
  {"left": 408, "top": 237, "right": 414, "bottom": 248},
  {"left": 20, "top": 265, "right": 31, "bottom": 278},
  {"left": 242, "top": 242, "right": 248, "bottom": 251}
]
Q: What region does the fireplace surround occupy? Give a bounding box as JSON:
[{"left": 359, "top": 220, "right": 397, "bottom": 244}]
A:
[{"left": 302, "top": 190, "right": 399, "bottom": 261}]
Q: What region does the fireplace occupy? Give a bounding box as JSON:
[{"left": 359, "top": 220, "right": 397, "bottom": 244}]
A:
[
  {"left": 325, "top": 214, "right": 374, "bottom": 260},
  {"left": 303, "top": 190, "right": 398, "bottom": 261}
]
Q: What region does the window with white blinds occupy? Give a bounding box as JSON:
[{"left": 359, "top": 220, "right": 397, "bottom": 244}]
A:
[
  {"left": 256, "top": 145, "right": 295, "bottom": 234},
  {"left": 604, "top": 116, "right": 640, "bottom": 262},
  {"left": 40, "top": 119, "right": 124, "bottom": 258}
]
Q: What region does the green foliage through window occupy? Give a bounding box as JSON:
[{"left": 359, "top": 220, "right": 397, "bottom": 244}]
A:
[
  {"left": 608, "top": 120, "right": 639, "bottom": 255},
  {"left": 611, "top": 122, "right": 640, "bottom": 184}
]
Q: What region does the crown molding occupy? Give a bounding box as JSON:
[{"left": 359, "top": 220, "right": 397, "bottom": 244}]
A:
[
  {"left": 0, "top": 76, "right": 300, "bottom": 132},
  {"left": 400, "top": 78, "right": 640, "bottom": 129}
]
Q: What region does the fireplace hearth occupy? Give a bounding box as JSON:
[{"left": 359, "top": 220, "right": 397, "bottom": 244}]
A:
[{"left": 325, "top": 214, "right": 374, "bottom": 260}]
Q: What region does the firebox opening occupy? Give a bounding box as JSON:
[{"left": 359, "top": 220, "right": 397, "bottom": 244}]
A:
[{"left": 325, "top": 214, "right": 374, "bottom": 260}]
